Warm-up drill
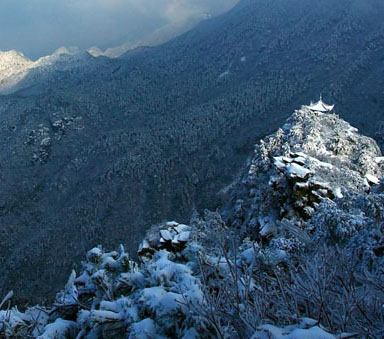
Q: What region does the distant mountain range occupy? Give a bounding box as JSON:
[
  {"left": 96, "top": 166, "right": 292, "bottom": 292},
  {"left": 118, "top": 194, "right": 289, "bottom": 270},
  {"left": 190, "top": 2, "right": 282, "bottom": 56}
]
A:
[
  {"left": 0, "top": 13, "right": 219, "bottom": 94},
  {"left": 0, "top": 47, "right": 94, "bottom": 94},
  {"left": 0, "top": 0, "right": 383, "bottom": 304}
]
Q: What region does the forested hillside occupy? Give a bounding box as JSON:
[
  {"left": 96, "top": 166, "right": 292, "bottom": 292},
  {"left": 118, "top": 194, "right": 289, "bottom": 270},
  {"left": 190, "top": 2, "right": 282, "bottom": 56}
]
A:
[
  {"left": 0, "top": 0, "right": 383, "bottom": 302},
  {"left": 1, "top": 106, "right": 383, "bottom": 338}
]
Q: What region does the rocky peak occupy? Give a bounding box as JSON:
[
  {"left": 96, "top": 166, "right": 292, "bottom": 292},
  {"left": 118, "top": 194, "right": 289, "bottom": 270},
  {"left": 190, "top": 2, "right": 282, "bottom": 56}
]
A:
[
  {"left": 0, "top": 49, "right": 33, "bottom": 84},
  {"left": 226, "top": 105, "right": 383, "bottom": 237},
  {"left": 87, "top": 46, "right": 104, "bottom": 57},
  {"left": 0, "top": 47, "right": 95, "bottom": 94},
  {"left": 53, "top": 46, "right": 82, "bottom": 56},
  {"left": 252, "top": 106, "right": 382, "bottom": 184},
  {"left": 0, "top": 49, "right": 30, "bottom": 62}
]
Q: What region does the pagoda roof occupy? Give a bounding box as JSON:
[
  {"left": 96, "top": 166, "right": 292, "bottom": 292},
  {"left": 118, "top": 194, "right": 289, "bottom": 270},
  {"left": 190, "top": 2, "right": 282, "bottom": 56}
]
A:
[{"left": 307, "top": 97, "right": 334, "bottom": 112}]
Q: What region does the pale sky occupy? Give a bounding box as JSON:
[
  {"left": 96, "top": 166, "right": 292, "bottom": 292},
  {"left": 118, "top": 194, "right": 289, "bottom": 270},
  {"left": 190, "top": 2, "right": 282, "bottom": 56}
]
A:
[{"left": 0, "top": 0, "right": 238, "bottom": 59}]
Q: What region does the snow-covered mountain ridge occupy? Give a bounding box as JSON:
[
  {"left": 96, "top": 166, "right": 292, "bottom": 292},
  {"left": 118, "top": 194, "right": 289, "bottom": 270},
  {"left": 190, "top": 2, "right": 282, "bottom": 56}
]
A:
[
  {"left": 1, "top": 104, "right": 383, "bottom": 338},
  {"left": 0, "top": 50, "right": 34, "bottom": 90},
  {"left": 0, "top": 48, "right": 94, "bottom": 94}
]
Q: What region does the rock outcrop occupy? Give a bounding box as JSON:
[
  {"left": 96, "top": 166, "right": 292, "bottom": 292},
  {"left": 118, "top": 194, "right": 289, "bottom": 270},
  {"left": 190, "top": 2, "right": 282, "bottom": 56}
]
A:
[{"left": 226, "top": 105, "right": 382, "bottom": 239}]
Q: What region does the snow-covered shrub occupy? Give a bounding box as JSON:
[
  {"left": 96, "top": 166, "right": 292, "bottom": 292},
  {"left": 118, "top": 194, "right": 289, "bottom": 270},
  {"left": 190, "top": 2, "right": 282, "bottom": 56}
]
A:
[
  {"left": 283, "top": 245, "right": 384, "bottom": 337},
  {"left": 71, "top": 229, "right": 205, "bottom": 338},
  {"left": 0, "top": 223, "right": 206, "bottom": 338},
  {"left": 0, "top": 305, "right": 49, "bottom": 338},
  {"left": 309, "top": 199, "right": 367, "bottom": 243}
]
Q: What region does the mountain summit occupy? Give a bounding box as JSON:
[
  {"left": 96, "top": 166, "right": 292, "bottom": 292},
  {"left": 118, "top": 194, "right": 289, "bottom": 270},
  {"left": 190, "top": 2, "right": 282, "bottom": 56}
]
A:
[
  {"left": 0, "top": 48, "right": 96, "bottom": 94},
  {"left": 0, "top": 50, "right": 33, "bottom": 89},
  {"left": 226, "top": 102, "right": 383, "bottom": 235},
  {"left": 1, "top": 103, "right": 383, "bottom": 338}
]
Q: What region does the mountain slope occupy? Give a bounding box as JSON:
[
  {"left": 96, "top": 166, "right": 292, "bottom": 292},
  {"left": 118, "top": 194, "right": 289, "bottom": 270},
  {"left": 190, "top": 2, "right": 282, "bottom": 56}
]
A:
[
  {"left": 1, "top": 105, "right": 383, "bottom": 338},
  {"left": 0, "top": 47, "right": 104, "bottom": 95},
  {"left": 0, "top": 0, "right": 384, "bottom": 302},
  {"left": 0, "top": 50, "right": 34, "bottom": 91}
]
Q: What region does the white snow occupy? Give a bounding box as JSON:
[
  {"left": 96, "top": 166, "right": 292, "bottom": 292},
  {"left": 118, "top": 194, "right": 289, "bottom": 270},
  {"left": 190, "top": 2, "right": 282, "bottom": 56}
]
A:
[
  {"left": 289, "top": 326, "right": 335, "bottom": 338},
  {"left": 253, "top": 322, "right": 336, "bottom": 339},
  {"left": 160, "top": 229, "right": 172, "bottom": 241},
  {"left": 174, "top": 224, "right": 190, "bottom": 233},
  {"left": 91, "top": 310, "right": 123, "bottom": 323},
  {"left": 333, "top": 187, "right": 343, "bottom": 198},
  {"left": 0, "top": 310, "right": 26, "bottom": 334},
  {"left": 295, "top": 182, "right": 310, "bottom": 190},
  {"left": 365, "top": 173, "right": 379, "bottom": 185},
  {"left": 140, "top": 287, "right": 182, "bottom": 316},
  {"left": 129, "top": 318, "right": 156, "bottom": 338},
  {"left": 0, "top": 47, "right": 93, "bottom": 94},
  {"left": 274, "top": 157, "right": 287, "bottom": 170},
  {"left": 176, "top": 231, "right": 190, "bottom": 242},
  {"left": 87, "top": 247, "right": 102, "bottom": 259},
  {"left": 307, "top": 98, "right": 334, "bottom": 112},
  {"left": 286, "top": 163, "right": 312, "bottom": 179},
  {"left": 37, "top": 318, "right": 78, "bottom": 339}
]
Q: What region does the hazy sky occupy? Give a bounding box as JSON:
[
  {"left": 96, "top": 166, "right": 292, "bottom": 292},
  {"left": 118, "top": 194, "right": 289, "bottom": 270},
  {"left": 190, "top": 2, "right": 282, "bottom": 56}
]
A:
[{"left": 0, "top": 0, "right": 238, "bottom": 59}]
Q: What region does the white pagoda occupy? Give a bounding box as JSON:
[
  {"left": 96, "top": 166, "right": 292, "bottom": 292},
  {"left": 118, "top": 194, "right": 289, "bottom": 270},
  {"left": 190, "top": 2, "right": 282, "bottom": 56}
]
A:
[{"left": 307, "top": 95, "right": 334, "bottom": 112}]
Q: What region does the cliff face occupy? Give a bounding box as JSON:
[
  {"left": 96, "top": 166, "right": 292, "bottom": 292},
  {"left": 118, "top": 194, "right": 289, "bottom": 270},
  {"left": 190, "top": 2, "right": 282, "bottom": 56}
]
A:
[{"left": 1, "top": 105, "right": 383, "bottom": 338}]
